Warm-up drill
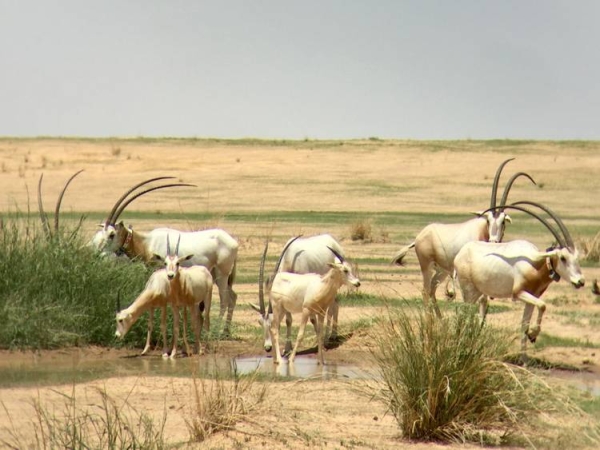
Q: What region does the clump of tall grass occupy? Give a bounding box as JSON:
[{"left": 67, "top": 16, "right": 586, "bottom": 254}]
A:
[
  {"left": 369, "top": 304, "right": 597, "bottom": 445},
  {"left": 578, "top": 231, "right": 600, "bottom": 262},
  {"left": 349, "top": 220, "right": 372, "bottom": 242},
  {"left": 1, "top": 386, "right": 167, "bottom": 450},
  {"left": 0, "top": 214, "right": 152, "bottom": 349},
  {"left": 186, "top": 363, "right": 267, "bottom": 442}
]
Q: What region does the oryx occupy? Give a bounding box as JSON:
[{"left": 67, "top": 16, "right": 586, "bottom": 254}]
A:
[
  {"left": 90, "top": 177, "right": 239, "bottom": 336},
  {"left": 391, "top": 158, "right": 536, "bottom": 317},
  {"left": 454, "top": 201, "right": 585, "bottom": 358}
]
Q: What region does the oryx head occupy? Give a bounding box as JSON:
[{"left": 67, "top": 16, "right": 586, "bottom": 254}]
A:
[
  {"left": 90, "top": 176, "right": 195, "bottom": 254},
  {"left": 477, "top": 159, "right": 537, "bottom": 243},
  {"left": 326, "top": 246, "right": 361, "bottom": 288},
  {"left": 484, "top": 201, "right": 585, "bottom": 289},
  {"left": 154, "top": 233, "right": 193, "bottom": 280},
  {"left": 114, "top": 290, "right": 133, "bottom": 339},
  {"left": 250, "top": 236, "right": 301, "bottom": 353}
]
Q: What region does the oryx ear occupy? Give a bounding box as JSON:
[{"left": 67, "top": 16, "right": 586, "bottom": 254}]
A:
[
  {"left": 504, "top": 214, "right": 512, "bottom": 224},
  {"left": 152, "top": 254, "right": 164, "bottom": 262},
  {"left": 249, "top": 303, "right": 261, "bottom": 313},
  {"left": 327, "top": 262, "right": 336, "bottom": 268},
  {"left": 97, "top": 223, "right": 105, "bottom": 228},
  {"left": 182, "top": 254, "right": 194, "bottom": 262},
  {"left": 471, "top": 211, "right": 483, "bottom": 217}
]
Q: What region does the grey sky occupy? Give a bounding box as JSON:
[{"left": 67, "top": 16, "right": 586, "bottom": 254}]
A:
[{"left": 1, "top": 1, "right": 599, "bottom": 139}]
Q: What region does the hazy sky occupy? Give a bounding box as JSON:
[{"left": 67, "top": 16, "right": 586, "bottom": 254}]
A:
[{"left": 1, "top": 1, "right": 599, "bottom": 140}]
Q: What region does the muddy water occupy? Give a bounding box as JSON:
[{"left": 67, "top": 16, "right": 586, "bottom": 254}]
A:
[{"left": 0, "top": 352, "right": 371, "bottom": 388}]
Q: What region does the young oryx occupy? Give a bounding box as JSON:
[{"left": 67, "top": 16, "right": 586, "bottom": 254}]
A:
[
  {"left": 259, "top": 240, "right": 361, "bottom": 365},
  {"left": 115, "top": 233, "right": 213, "bottom": 358},
  {"left": 277, "top": 234, "right": 349, "bottom": 343},
  {"left": 391, "top": 158, "right": 536, "bottom": 317},
  {"left": 454, "top": 201, "right": 585, "bottom": 357},
  {"left": 90, "top": 177, "right": 239, "bottom": 335}
]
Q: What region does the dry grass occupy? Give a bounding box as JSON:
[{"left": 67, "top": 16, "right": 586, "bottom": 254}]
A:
[{"left": 579, "top": 231, "right": 600, "bottom": 262}]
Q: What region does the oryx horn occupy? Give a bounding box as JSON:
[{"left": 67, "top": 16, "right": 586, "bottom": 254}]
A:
[
  {"left": 481, "top": 204, "right": 565, "bottom": 248},
  {"left": 37, "top": 173, "right": 51, "bottom": 239},
  {"left": 273, "top": 235, "right": 303, "bottom": 276},
  {"left": 54, "top": 170, "right": 84, "bottom": 234},
  {"left": 175, "top": 234, "right": 181, "bottom": 256},
  {"left": 166, "top": 233, "right": 171, "bottom": 256},
  {"left": 511, "top": 200, "right": 574, "bottom": 249},
  {"left": 499, "top": 171, "right": 536, "bottom": 208},
  {"left": 112, "top": 182, "right": 196, "bottom": 224},
  {"left": 258, "top": 239, "right": 269, "bottom": 315},
  {"left": 326, "top": 246, "right": 345, "bottom": 263},
  {"left": 105, "top": 176, "right": 175, "bottom": 225},
  {"left": 489, "top": 158, "right": 515, "bottom": 211}
]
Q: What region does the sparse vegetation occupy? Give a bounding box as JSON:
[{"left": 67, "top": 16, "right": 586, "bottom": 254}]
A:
[
  {"left": 350, "top": 219, "right": 372, "bottom": 242},
  {"left": 578, "top": 231, "right": 600, "bottom": 262}
]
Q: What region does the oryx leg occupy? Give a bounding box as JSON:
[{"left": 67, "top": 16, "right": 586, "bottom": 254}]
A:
[
  {"left": 288, "top": 309, "right": 312, "bottom": 364},
  {"left": 445, "top": 273, "right": 457, "bottom": 301},
  {"left": 325, "top": 298, "right": 339, "bottom": 343},
  {"left": 214, "top": 269, "right": 237, "bottom": 336},
  {"left": 284, "top": 312, "right": 293, "bottom": 355},
  {"left": 170, "top": 304, "right": 180, "bottom": 360},
  {"left": 316, "top": 313, "right": 326, "bottom": 365},
  {"left": 270, "top": 307, "right": 286, "bottom": 365},
  {"left": 182, "top": 306, "right": 191, "bottom": 356},
  {"left": 160, "top": 305, "right": 169, "bottom": 358},
  {"left": 422, "top": 265, "right": 446, "bottom": 318},
  {"left": 141, "top": 308, "right": 154, "bottom": 356},
  {"left": 191, "top": 303, "right": 201, "bottom": 355},
  {"left": 478, "top": 295, "right": 489, "bottom": 321},
  {"left": 516, "top": 292, "right": 547, "bottom": 349}
]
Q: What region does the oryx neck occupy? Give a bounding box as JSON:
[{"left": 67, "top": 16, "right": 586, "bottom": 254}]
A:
[{"left": 546, "top": 256, "right": 560, "bottom": 282}]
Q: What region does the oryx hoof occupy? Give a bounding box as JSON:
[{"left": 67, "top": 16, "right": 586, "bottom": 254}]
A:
[{"left": 528, "top": 335, "right": 537, "bottom": 344}]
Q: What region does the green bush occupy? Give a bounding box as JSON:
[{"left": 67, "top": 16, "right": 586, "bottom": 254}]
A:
[
  {"left": 370, "top": 304, "right": 582, "bottom": 444},
  {"left": 0, "top": 216, "right": 152, "bottom": 349}
]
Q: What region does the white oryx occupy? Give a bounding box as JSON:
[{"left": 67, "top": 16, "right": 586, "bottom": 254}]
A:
[
  {"left": 254, "top": 237, "right": 361, "bottom": 365},
  {"left": 90, "top": 177, "right": 239, "bottom": 335},
  {"left": 277, "top": 233, "right": 349, "bottom": 343},
  {"left": 115, "top": 233, "right": 213, "bottom": 358},
  {"left": 454, "top": 200, "right": 585, "bottom": 357},
  {"left": 391, "top": 158, "right": 536, "bottom": 317}
]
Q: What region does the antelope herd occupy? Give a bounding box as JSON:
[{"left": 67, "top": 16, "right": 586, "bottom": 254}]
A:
[{"left": 38, "top": 157, "right": 593, "bottom": 363}]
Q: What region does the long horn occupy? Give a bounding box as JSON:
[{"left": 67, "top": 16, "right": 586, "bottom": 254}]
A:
[
  {"left": 490, "top": 158, "right": 515, "bottom": 211},
  {"left": 258, "top": 240, "right": 269, "bottom": 315},
  {"left": 511, "top": 200, "right": 574, "bottom": 249},
  {"left": 273, "top": 235, "right": 303, "bottom": 276},
  {"left": 480, "top": 204, "right": 566, "bottom": 248},
  {"left": 37, "top": 174, "right": 51, "bottom": 239},
  {"left": 166, "top": 233, "right": 171, "bottom": 256},
  {"left": 112, "top": 183, "right": 196, "bottom": 224},
  {"left": 499, "top": 172, "right": 536, "bottom": 208},
  {"left": 327, "top": 246, "right": 345, "bottom": 263},
  {"left": 105, "top": 176, "right": 176, "bottom": 225},
  {"left": 54, "top": 170, "right": 84, "bottom": 234},
  {"left": 175, "top": 234, "right": 181, "bottom": 256}
]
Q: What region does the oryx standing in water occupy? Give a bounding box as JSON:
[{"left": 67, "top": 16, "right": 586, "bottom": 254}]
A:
[
  {"left": 454, "top": 201, "right": 585, "bottom": 358},
  {"left": 392, "top": 158, "right": 536, "bottom": 317},
  {"left": 90, "top": 177, "right": 239, "bottom": 336}
]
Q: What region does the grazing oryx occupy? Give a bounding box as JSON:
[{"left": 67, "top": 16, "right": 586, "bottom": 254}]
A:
[
  {"left": 391, "top": 158, "right": 536, "bottom": 317},
  {"left": 37, "top": 170, "right": 85, "bottom": 240},
  {"left": 258, "top": 239, "right": 361, "bottom": 365},
  {"left": 115, "top": 233, "right": 213, "bottom": 358},
  {"left": 90, "top": 177, "right": 239, "bottom": 335},
  {"left": 454, "top": 201, "right": 585, "bottom": 357}
]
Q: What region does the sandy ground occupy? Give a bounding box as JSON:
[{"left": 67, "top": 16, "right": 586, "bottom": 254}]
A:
[{"left": 0, "top": 138, "right": 599, "bottom": 448}]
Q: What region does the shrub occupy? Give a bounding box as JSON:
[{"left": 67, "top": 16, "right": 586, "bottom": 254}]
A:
[
  {"left": 350, "top": 220, "right": 372, "bottom": 242},
  {"left": 369, "top": 304, "right": 587, "bottom": 444},
  {"left": 578, "top": 231, "right": 600, "bottom": 262}
]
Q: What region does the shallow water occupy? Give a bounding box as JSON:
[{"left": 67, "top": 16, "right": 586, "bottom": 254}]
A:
[{"left": 0, "top": 352, "right": 371, "bottom": 388}]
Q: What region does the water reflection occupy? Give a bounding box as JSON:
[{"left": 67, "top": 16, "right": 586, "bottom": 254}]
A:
[{"left": 0, "top": 353, "right": 370, "bottom": 388}]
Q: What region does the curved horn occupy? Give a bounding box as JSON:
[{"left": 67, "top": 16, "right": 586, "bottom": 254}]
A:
[
  {"left": 37, "top": 173, "right": 51, "bottom": 239},
  {"left": 480, "top": 204, "right": 566, "bottom": 248},
  {"left": 490, "top": 158, "right": 515, "bottom": 211},
  {"left": 511, "top": 200, "right": 574, "bottom": 249},
  {"left": 258, "top": 240, "right": 269, "bottom": 315},
  {"left": 327, "top": 246, "right": 345, "bottom": 263},
  {"left": 273, "top": 235, "right": 303, "bottom": 276},
  {"left": 105, "top": 176, "right": 176, "bottom": 225},
  {"left": 54, "top": 170, "right": 84, "bottom": 234},
  {"left": 499, "top": 172, "right": 536, "bottom": 209},
  {"left": 175, "top": 234, "right": 181, "bottom": 256},
  {"left": 112, "top": 183, "right": 196, "bottom": 224}
]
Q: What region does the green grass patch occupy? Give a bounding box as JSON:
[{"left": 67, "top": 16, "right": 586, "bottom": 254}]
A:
[{"left": 535, "top": 333, "right": 600, "bottom": 350}]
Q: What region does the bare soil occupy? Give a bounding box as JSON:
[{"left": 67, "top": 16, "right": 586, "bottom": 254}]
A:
[{"left": 0, "top": 138, "right": 599, "bottom": 448}]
